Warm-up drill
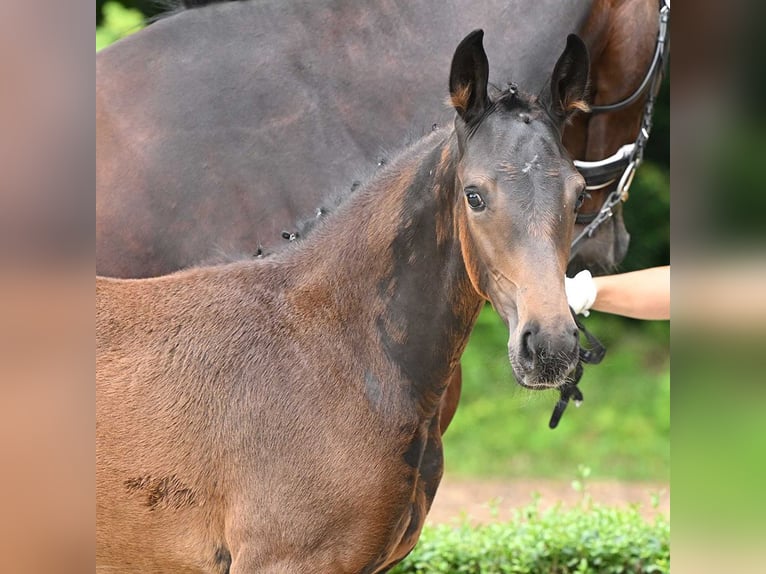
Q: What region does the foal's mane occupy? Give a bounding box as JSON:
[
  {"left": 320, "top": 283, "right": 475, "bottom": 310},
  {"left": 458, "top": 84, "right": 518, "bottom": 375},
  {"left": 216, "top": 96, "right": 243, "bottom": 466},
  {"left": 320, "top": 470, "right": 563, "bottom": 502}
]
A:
[
  {"left": 202, "top": 128, "right": 441, "bottom": 266},
  {"left": 208, "top": 85, "right": 542, "bottom": 266},
  {"left": 147, "top": 0, "right": 239, "bottom": 23},
  {"left": 288, "top": 86, "right": 542, "bottom": 237},
  {"left": 277, "top": 127, "right": 452, "bottom": 253}
]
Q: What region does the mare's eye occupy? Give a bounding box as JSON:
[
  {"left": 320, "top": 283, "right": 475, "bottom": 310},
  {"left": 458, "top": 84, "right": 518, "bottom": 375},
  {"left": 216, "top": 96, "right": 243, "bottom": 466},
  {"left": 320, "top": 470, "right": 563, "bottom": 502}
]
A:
[
  {"left": 574, "top": 190, "right": 590, "bottom": 212},
  {"left": 465, "top": 188, "right": 486, "bottom": 211}
]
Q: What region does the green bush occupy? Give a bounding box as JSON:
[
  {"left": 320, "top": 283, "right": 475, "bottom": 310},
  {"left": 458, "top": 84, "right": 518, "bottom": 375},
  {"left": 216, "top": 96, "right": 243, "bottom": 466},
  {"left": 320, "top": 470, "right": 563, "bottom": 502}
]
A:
[
  {"left": 96, "top": 1, "right": 144, "bottom": 51},
  {"left": 392, "top": 502, "right": 669, "bottom": 574},
  {"left": 621, "top": 161, "right": 670, "bottom": 273}
]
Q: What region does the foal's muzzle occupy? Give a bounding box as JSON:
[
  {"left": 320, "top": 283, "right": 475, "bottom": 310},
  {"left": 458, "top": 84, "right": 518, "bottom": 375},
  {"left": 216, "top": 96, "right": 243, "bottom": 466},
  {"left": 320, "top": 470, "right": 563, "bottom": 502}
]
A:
[{"left": 510, "top": 320, "right": 579, "bottom": 389}]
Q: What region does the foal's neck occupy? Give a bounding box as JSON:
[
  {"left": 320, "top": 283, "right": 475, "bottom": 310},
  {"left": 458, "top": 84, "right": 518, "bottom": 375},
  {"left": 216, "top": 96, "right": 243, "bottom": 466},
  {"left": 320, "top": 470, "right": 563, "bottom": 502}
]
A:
[{"left": 288, "top": 129, "right": 484, "bottom": 415}]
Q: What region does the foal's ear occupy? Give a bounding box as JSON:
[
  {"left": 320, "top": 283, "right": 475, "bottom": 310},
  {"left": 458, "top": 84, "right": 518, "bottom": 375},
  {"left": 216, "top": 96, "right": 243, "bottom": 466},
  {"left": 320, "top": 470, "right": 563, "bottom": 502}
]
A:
[
  {"left": 449, "top": 29, "right": 490, "bottom": 124},
  {"left": 545, "top": 34, "right": 590, "bottom": 123}
]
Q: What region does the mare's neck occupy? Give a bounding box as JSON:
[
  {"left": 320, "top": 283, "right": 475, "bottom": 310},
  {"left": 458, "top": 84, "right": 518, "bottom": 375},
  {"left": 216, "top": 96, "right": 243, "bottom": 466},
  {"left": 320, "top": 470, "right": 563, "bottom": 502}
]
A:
[{"left": 287, "top": 129, "right": 484, "bottom": 416}]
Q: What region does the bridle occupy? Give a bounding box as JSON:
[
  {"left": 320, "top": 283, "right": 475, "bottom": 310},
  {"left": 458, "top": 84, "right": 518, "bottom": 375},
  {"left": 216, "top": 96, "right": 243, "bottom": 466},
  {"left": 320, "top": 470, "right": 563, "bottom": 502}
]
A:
[
  {"left": 552, "top": 0, "right": 670, "bottom": 429},
  {"left": 569, "top": 0, "right": 670, "bottom": 259}
]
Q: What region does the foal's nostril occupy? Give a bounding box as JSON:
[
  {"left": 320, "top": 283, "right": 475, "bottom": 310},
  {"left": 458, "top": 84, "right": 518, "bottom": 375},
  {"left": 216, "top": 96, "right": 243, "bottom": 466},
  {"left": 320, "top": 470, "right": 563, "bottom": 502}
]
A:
[
  {"left": 520, "top": 321, "right": 540, "bottom": 362},
  {"left": 521, "top": 330, "right": 533, "bottom": 361}
]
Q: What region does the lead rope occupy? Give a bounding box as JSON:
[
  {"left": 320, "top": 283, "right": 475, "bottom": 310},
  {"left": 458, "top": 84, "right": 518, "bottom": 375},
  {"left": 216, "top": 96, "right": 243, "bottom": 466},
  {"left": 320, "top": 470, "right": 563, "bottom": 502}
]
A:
[{"left": 549, "top": 310, "right": 607, "bottom": 429}]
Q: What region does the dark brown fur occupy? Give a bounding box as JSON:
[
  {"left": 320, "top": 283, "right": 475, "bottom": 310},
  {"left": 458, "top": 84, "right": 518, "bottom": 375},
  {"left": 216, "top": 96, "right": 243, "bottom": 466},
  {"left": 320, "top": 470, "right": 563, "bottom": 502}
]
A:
[
  {"left": 563, "top": 0, "right": 659, "bottom": 272},
  {"left": 95, "top": 2, "right": 662, "bottom": 479},
  {"left": 96, "top": 0, "right": 660, "bottom": 280},
  {"left": 97, "top": 32, "right": 589, "bottom": 573}
]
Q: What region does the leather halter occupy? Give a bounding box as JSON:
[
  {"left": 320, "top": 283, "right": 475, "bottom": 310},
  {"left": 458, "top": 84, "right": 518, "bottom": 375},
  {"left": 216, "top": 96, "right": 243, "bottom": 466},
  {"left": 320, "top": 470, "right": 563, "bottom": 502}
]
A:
[{"left": 569, "top": 0, "right": 670, "bottom": 258}]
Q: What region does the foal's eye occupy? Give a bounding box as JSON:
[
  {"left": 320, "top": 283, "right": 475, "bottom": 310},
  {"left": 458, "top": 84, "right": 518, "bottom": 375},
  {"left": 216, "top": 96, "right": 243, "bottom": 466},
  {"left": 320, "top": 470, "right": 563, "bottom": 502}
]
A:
[
  {"left": 464, "top": 188, "right": 486, "bottom": 211},
  {"left": 574, "top": 190, "right": 590, "bottom": 212}
]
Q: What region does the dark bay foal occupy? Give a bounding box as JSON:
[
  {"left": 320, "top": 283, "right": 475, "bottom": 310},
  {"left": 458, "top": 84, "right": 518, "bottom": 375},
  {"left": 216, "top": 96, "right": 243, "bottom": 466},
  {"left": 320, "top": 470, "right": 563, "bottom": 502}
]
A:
[{"left": 97, "top": 31, "right": 589, "bottom": 573}]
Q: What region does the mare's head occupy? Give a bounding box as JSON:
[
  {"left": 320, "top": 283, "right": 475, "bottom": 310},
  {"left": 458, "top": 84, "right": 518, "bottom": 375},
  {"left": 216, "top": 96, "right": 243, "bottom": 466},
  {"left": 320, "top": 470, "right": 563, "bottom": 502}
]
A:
[{"left": 450, "top": 31, "right": 589, "bottom": 389}]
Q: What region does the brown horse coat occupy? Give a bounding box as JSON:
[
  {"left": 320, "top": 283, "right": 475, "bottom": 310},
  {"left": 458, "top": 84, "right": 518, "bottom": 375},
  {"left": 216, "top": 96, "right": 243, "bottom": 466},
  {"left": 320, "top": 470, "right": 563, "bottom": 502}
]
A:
[
  {"left": 97, "top": 31, "right": 589, "bottom": 573},
  {"left": 96, "top": 0, "right": 659, "bottom": 279}
]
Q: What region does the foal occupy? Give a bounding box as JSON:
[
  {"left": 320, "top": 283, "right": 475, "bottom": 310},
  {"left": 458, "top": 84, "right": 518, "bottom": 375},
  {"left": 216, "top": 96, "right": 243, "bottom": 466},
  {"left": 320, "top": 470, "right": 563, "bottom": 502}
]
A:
[{"left": 97, "top": 31, "right": 589, "bottom": 573}]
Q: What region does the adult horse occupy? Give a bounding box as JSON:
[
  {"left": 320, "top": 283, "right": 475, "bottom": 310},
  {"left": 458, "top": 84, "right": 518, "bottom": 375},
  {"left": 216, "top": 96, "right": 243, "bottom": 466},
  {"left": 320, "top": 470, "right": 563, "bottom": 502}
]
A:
[
  {"left": 97, "top": 31, "right": 589, "bottom": 572},
  {"left": 96, "top": 0, "right": 662, "bottom": 280}
]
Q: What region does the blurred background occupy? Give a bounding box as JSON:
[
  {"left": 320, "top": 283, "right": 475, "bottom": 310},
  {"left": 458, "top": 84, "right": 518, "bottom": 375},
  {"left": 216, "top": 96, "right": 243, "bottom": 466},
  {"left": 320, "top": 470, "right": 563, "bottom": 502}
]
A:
[
  {"left": 19, "top": 0, "right": 766, "bottom": 571},
  {"left": 95, "top": 0, "right": 670, "bottom": 489}
]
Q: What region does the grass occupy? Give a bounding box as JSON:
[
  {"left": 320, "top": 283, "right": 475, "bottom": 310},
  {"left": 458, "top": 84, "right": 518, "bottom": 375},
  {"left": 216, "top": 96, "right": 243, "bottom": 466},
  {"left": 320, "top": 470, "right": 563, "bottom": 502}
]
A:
[{"left": 445, "top": 306, "right": 670, "bottom": 482}]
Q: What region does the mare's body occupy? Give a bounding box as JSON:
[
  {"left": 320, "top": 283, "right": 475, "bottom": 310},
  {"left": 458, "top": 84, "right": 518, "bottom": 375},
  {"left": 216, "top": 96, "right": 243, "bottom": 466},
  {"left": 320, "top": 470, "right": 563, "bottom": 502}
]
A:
[{"left": 96, "top": 0, "right": 657, "bottom": 279}]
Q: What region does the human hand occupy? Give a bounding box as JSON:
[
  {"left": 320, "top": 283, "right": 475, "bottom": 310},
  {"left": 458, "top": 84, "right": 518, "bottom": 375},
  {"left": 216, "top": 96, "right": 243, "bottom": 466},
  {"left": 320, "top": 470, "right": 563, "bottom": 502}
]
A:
[{"left": 565, "top": 270, "right": 597, "bottom": 316}]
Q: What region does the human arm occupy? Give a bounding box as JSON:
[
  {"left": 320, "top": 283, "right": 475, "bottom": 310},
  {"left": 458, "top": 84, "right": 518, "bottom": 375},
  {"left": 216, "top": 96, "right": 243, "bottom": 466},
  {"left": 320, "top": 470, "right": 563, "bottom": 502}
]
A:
[{"left": 566, "top": 266, "right": 670, "bottom": 320}]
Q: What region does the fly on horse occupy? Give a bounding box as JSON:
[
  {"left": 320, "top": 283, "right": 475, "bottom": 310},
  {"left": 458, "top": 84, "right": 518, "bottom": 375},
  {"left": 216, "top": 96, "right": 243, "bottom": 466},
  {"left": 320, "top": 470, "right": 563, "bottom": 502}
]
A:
[
  {"left": 97, "top": 31, "right": 589, "bottom": 573},
  {"left": 96, "top": 0, "right": 664, "bottom": 280}
]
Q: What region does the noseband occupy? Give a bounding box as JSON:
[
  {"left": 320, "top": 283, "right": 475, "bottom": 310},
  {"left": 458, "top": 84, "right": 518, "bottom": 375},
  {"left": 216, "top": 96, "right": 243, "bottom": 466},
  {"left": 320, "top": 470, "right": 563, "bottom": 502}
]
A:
[{"left": 569, "top": 0, "right": 670, "bottom": 257}]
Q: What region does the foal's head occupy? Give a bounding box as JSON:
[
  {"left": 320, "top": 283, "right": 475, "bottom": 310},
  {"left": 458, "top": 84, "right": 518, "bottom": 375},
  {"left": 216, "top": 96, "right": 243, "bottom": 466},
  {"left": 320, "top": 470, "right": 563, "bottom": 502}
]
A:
[{"left": 450, "top": 31, "right": 589, "bottom": 389}]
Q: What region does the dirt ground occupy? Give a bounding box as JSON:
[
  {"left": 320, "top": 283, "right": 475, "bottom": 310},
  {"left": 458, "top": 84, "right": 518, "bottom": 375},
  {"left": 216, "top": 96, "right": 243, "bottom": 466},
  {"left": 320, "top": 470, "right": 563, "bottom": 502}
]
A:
[{"left": 426, "top": 476, "right": 670, "bottom": 524}]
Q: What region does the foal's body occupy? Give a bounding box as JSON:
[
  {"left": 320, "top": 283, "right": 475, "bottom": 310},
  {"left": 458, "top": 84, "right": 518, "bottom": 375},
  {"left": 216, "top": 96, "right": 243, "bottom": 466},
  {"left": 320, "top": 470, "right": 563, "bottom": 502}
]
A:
[
  {"left": 98, "top": 129, "right": 475, "bottom": 572},
  {"left": 98, "top": 32, "right": 588, "bottom": 572}
]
